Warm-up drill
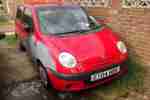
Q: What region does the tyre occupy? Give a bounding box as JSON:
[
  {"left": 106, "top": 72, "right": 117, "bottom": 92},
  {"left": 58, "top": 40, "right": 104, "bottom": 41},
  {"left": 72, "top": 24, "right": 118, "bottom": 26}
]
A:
[
  {"left": 19, "top": 41, "right": 26, "bottom": 52},
  {"left": 16, "top": 33, "right": 26, "bottom": 52},
  {"left": 38, "top": 63, "right": 51, "bottom": 89}
]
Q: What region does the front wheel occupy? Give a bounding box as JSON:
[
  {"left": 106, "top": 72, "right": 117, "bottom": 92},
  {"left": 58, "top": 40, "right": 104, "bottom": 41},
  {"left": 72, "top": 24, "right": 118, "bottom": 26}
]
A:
[
  {"left": 19, "top": 41, "right": 26, "bottom": 52},
  {"left": 39, "top": 64, "right": 50, "bottom": 89},
  {"left": 16, "top": 34, "right": 26, "bottom": 52}
]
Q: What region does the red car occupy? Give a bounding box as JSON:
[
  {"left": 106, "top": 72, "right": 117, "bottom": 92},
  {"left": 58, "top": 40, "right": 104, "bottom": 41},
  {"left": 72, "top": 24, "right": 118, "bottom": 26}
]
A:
[{"left": 15, "top": 3, "right": 128, "bottom": 92}]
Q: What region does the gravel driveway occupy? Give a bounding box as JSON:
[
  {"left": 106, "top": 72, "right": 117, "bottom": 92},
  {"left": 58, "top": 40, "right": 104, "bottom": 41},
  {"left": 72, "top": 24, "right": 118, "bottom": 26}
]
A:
[
  {"left": 0, "top": 38, "right": 150, "bottom": 100},
  {"left": 0, "top": 41, "right": 91, "bottom": 100}
]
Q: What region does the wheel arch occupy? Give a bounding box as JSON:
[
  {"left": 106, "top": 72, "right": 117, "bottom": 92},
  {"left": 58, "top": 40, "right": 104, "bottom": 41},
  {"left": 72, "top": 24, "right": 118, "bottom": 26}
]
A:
[{"left": 34, "top": 42, "right": 56, "bottom": 71}]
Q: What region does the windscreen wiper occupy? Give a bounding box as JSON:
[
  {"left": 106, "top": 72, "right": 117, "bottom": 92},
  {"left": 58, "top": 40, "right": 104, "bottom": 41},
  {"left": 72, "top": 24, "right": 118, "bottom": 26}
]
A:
[{"left": 57, "top": 29, "right": 90, "bottom": 35}]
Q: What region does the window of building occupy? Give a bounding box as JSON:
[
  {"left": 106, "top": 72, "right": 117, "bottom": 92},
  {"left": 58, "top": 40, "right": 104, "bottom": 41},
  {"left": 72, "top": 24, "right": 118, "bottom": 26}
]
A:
[
  {"left": 70, "top": 0, "right": 111, "bottom": 8},
  {"left": 122, "top": 0, "right": 150, "bottom": 8}
]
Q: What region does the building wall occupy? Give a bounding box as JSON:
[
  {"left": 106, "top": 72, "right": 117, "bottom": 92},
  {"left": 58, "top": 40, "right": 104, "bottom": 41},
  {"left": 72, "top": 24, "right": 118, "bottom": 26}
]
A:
[
  {"left": 1, "top": 0, "right": 16, "bottom": 19},
  {"left": 8, "top": 0, "right": 16, "bottom": 18},
  {"left": 110, "top": 8, "right": 150, "bottom": 66}
]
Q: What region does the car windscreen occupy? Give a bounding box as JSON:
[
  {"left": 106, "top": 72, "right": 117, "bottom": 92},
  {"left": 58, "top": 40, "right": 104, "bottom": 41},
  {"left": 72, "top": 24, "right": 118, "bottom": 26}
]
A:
[{"left": 37, "top": 6, "right": 101, "bottom": 35}]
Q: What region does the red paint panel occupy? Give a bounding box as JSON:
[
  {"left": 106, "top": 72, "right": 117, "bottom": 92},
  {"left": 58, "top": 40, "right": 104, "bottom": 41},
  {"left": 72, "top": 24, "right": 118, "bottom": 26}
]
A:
[{"left": 24, "top": 0, "right": 64, "bottom": 4}]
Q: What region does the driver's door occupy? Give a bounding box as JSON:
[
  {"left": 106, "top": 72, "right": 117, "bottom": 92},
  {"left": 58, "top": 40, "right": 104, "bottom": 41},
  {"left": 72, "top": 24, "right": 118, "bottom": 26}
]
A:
[{"left": 22, "top": 7, "right": 36, "bottom": 57}]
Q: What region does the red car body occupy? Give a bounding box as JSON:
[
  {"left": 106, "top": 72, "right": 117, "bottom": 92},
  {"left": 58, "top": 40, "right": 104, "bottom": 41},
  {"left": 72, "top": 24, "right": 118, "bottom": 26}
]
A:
[{"left": 15, "top": 3, "right": 128, "bottom": 92}]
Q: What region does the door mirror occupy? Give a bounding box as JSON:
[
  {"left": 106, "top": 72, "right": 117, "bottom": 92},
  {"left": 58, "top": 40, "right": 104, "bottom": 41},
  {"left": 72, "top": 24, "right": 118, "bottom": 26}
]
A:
[
  {"left": 89, "top": 16, "right": 98, "bottom": 24},
  {"left": 24, "top": 23, "right": 33, "bottom": 33}
]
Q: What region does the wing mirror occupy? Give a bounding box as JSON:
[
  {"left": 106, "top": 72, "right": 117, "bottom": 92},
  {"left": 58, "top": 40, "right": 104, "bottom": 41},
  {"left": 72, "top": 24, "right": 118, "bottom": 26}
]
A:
[
  {"left": 89, "top": 16, "right": 98, "bottom": 24},
  {"left": 24, "top": 23, "right": 33, "bottom": 33}
]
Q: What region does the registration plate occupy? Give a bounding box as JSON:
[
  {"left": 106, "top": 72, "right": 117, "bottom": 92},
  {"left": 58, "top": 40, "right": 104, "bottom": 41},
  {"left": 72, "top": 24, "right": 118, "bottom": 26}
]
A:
[{"left": 90, "top": 66, "right": 120, "bottom": 82}]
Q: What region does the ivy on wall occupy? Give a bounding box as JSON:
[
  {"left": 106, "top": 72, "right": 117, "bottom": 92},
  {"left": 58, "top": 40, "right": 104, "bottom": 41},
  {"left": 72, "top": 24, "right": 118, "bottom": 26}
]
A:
[
  {"left": 0, "top": 0, "right": 4, "bottom": 14},
  {"left": 122, "top": 0, "right": 150, "bottom": 8},
  {"left": 70, "top": 0, "right": 111, "bottom": 8}
]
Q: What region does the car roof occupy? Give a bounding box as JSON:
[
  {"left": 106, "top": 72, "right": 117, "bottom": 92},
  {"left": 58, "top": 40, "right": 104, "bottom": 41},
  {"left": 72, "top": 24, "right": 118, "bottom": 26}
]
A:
[{"left": 19, "top": 3, "right": 80, "bottom": 9}]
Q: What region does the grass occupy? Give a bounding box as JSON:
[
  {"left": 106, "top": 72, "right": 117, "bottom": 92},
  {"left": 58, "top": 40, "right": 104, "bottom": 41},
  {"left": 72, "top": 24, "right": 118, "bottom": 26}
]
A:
[
  {"left": 0, "top": 20, "right": 14, "bottom": 26},
  {"left": 0, "top": 35, "right": 17, "bottom": 45},
  {"left": 0, "top": 15, "right": 8, "bottom": 25},
  {"left": 88, "top": 58, "right": 145, "bottom": 100},
  {"left": 0, "top": 21, "right": 10, "bottom": 26}
]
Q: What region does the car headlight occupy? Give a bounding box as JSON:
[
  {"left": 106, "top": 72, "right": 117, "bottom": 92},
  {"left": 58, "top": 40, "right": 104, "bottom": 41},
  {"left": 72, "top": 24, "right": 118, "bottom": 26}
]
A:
[
  {"left": 58, "top": 52, "right": 77, "bottom": 68},
  {"left": 117, "top": 41, "right": 127, "bottom": 54}
]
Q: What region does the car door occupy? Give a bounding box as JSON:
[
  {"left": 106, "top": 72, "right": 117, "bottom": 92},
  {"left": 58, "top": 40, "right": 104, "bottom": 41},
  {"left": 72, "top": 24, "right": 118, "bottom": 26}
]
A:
[
  {"left": 15, "top": 6, "right": 25, "bottom": 39},
  {"left": 22, "top": 7, "right": 36, "bottom": 58}
]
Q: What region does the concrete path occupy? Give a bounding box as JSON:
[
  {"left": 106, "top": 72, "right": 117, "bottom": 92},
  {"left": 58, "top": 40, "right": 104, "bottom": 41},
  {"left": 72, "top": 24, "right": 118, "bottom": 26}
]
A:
[{"left": 0, "top": 41, "right": 87, "bottom": 100}]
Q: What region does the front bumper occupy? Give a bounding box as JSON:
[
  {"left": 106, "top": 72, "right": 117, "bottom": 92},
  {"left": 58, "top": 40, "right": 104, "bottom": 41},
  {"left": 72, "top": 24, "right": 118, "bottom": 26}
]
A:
[{"left": 47, "top": 62, "right": 128, "bottom": 92}]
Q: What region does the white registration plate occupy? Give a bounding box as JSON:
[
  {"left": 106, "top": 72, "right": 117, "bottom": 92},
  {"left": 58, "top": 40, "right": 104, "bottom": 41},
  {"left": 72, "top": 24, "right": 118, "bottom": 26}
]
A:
[{"left": 90, "top": 66, "right": 120, "bottom": 82}]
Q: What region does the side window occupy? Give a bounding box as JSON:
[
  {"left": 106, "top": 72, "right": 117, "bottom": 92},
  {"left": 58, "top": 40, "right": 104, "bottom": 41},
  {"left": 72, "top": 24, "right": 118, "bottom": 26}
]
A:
[
  {"left": 22, "top": 8, "right": 34, "bottom": 32},
  {"left": 16, "top": 6, "right": 24, "bottom": 20}
]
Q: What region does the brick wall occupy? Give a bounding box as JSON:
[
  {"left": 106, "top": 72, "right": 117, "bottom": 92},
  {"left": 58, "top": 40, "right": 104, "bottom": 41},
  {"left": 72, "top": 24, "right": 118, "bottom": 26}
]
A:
[
  {"left": 1, "top": 0, "right": 16, "bottom": 19},
  {"left": 111, "top": 9, "right": 150, "bottom": 66},
  {"left": 86, "top": 0, "right": 150, "bottom": 66}
]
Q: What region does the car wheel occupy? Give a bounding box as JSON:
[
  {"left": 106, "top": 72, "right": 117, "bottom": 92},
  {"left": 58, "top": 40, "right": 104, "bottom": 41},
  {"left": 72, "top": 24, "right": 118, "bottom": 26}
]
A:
[
  {"left": 19, "top": 41, "right": 26, "bottom": 52},
  {"left": 39, "top": 64, "right": 50, "bottom": 89},
  {"left": 16, "top": 33, "right": 26, "bottom": 52}
]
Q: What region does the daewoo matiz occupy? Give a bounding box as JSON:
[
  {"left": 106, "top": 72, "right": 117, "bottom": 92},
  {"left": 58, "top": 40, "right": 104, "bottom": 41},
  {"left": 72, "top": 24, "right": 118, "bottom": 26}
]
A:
[{"left": 15, "top": 3, "right": 128, "bottom": 92}]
